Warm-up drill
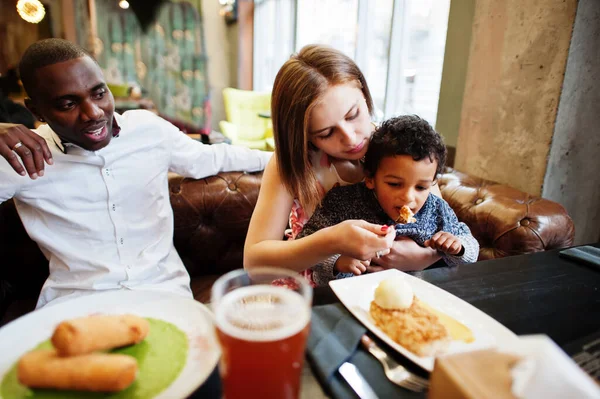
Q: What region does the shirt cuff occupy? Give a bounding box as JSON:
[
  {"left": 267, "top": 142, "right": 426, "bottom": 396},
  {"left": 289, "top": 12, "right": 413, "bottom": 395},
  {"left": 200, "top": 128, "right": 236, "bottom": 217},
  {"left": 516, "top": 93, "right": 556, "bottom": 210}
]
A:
[
  {"left": 443, "top": 235, "right": 480, "bottom": 266},
  {"left": 311, "top": 254, "right": 342, "bottom": 286}
]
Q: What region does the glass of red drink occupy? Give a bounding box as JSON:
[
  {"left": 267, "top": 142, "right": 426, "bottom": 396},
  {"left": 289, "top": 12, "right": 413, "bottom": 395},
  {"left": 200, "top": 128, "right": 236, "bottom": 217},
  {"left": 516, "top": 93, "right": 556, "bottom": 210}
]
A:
[{"left": 211, "top": 268, "right": 312, "bottom": 399}]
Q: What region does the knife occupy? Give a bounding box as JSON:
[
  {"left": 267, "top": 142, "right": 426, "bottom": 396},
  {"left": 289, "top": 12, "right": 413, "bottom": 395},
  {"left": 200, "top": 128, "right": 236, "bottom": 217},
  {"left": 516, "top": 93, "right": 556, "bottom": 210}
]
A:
[{"left": 338, "top": 362, "right": 380, "bottom": 399}]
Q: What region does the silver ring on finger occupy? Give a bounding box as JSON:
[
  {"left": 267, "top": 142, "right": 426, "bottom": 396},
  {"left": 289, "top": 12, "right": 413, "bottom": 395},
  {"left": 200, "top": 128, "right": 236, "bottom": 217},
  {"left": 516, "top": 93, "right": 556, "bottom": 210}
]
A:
[
  {"left": 376, "top": 250, "right": 384, "bottom": 258},
  {"left": 12, "top": 142, "right": 23, "bottom": 151}
]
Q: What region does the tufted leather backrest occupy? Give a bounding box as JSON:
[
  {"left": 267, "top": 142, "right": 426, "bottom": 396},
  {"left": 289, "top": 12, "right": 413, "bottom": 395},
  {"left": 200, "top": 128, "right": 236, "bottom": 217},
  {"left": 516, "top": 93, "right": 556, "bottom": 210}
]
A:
[
  {"left": 0, "top": 169, "right": 575, "bottom": 307},
  {"left": 438, "top": 168, "right": 574, "bottom": 259},
  {"left": 169, "top": 171, "right": 263, "bottom": 276}
]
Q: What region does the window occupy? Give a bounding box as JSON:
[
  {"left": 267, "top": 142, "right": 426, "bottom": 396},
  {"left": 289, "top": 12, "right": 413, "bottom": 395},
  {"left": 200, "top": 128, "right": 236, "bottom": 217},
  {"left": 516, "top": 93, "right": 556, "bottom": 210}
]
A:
[
  {"left": 253, "top": 0, "right": 295, "bottom": 92},
  {"left": 253, "top": 0, "right": 450, "bottom": 126},
  {"left": 296, "top": 0, "right": 358, "bottom": 59}
]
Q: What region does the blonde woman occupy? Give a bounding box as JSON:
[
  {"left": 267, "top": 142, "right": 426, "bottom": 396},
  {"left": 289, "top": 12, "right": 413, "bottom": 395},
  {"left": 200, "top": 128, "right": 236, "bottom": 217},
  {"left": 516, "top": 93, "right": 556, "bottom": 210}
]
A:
[{"left": 244, "top": 45, "right": 441, "bottom": 286}]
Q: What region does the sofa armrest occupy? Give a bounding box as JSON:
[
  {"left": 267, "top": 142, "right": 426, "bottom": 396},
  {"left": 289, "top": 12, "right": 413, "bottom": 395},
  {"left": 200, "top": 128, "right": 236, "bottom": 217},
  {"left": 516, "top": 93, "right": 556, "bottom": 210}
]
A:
[
  {"left": 438, "top": 168, "right": 575, "bottom": 260},
  {"left": 169, "top": 171, "right": 263, "bottom": 277}
]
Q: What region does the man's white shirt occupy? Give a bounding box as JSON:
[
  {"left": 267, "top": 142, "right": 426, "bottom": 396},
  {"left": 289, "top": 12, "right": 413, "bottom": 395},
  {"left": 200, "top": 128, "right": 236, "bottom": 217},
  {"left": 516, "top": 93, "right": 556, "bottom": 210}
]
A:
[{"left": 0, "top": 111, "right": 272, "bottom": 308}]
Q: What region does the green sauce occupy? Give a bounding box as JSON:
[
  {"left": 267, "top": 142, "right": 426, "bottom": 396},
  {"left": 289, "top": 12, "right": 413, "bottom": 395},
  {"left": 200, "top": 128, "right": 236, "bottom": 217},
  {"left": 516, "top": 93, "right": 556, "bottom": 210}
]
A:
[{"left": 1, "top": 318, "right": 188, "bottom": 399}]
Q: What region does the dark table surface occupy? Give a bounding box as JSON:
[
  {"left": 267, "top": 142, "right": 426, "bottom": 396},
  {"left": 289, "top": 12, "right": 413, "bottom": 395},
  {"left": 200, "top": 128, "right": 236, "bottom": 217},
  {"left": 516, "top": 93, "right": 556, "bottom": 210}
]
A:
[
  {"left": 314, "top": 243, "right": 600, "bottom": 349},
  {"left": 196, "top": 244, "right": 600, "bottom": 398}
]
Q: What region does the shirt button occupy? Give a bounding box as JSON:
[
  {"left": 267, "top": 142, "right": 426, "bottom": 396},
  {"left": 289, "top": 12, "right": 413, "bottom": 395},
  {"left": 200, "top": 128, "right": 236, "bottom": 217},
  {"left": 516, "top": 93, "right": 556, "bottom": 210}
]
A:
[
  {"left": 120, "top": 238, "right": 124, "bottom": 245},
  {"left": 105, "top": 169, "right": 110, "bottom": 176},
  {"left": 112, "top": 204, "right": 116, "bottom": 211}
]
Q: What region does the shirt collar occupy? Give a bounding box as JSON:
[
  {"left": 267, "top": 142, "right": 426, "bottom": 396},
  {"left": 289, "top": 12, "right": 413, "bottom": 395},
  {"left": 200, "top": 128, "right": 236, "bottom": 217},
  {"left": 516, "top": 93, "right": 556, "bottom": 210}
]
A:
[{"left": 50, "top": 114, "right": 122, "bottom": 154}]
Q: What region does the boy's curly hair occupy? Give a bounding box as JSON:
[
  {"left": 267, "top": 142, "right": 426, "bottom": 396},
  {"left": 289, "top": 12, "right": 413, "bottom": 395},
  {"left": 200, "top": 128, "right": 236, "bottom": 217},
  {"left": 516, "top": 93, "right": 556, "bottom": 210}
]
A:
[{"left": 363, "top": 115, "right": 447, "bottom": 179}]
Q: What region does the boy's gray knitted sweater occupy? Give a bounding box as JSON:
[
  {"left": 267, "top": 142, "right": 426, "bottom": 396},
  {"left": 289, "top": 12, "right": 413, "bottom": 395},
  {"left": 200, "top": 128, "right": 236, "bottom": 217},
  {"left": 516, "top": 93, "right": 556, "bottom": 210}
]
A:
[{"left": 297, "top": 182, "right": 479, "bottom": 286}]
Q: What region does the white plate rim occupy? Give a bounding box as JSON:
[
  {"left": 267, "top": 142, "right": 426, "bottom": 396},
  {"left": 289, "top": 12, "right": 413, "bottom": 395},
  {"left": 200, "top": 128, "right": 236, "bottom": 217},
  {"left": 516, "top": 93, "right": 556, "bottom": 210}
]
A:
[
  {"left": 329, "top": 269, "right": 520, "bottom": 371},
  {"left": 0, "top": 290, "right": 220, "bottom": 399}
]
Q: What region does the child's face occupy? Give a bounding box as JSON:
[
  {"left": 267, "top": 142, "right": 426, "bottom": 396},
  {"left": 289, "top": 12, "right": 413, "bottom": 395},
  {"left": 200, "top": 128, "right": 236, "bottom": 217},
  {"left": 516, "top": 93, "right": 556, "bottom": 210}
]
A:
[
  {"left": 307, "top": 83, "right": 374, "bottom": 161},
  {"left": 365, "top": 155, "right": 437, "bottom": 221}
]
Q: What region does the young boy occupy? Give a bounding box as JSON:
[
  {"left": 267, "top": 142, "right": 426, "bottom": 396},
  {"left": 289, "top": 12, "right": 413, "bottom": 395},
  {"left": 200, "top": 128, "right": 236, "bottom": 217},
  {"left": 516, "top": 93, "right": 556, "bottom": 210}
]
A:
[{"left": 297, "top": 115, "right": 479, "bottom": 286}]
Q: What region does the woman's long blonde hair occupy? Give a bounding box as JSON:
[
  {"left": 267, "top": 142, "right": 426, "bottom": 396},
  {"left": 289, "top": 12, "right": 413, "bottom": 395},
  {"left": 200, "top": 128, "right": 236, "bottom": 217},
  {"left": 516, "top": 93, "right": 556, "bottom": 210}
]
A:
[{"left": 271, "top": 44, "right": 374, "bottom": 214}]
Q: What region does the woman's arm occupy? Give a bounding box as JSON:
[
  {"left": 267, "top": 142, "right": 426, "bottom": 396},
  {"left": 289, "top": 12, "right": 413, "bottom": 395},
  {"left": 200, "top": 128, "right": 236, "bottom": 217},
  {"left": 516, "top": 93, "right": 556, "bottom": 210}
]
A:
[
  {"left": 244, "top": 156, "right": 395, "bottom": 272},
  {"left": 244, "top": 155, "right": 335, "bottom": 271},
  {"left": 369, "top": 236, "right": 441, "bottom": 272}
]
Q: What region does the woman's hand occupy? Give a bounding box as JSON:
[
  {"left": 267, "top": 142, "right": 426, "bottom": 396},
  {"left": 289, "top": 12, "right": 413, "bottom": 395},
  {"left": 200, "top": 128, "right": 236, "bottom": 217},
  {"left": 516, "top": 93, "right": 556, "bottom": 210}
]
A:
[
  {"left": 368, "top": 236, "right": 441, "bottom": 272},
  {"left": 329, "top": 220, "right": 396, "bottom": 261},
  {"left": 334, "top": 255, "right": 369, "bottom": 276},
  {"left": 0, "top": 123, "right": 53, "bottom": 179}
]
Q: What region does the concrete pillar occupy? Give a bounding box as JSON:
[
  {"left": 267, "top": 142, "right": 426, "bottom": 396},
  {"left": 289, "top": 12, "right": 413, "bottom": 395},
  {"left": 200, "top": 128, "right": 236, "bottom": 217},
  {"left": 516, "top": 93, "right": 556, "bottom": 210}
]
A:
[
  {"left": 454, "top": 0, "right": 577, "bottom": 196},
  {"left": 542, "top": 0, "right": 600, "bottom": 245}
]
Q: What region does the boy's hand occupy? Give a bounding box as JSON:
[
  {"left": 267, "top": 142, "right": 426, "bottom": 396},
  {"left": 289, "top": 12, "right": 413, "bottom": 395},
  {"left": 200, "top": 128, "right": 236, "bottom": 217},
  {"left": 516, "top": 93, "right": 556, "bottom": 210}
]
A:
[
  {"left": 334, "top": 255, "right": 369, "bottom": 276},
  {"left": 424, "top": 232, "right": 463, "bottom": 255}
]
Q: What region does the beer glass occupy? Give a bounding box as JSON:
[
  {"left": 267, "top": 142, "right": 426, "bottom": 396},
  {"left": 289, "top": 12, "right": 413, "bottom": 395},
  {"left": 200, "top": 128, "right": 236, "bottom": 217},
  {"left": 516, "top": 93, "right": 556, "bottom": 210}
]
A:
[{"left": 211, "top": 268, "right": 312, "bottom": 399}]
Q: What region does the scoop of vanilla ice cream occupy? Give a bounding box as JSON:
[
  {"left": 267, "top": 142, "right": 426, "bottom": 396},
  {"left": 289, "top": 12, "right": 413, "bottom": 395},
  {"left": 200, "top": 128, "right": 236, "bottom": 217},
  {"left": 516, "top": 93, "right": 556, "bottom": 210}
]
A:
[{"left": 374, "top": 276, "right": 414, "bottom": 310}]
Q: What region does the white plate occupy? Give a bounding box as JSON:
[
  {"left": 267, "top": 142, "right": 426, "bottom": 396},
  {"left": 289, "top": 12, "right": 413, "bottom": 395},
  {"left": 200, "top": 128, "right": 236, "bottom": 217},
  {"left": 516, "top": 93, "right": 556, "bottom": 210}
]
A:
[
  {"left": 0, "top": 290, "right": 220, "bottom": 399},
  {"left": 329, "top": 269, "right": 520, "bottom": 371}
]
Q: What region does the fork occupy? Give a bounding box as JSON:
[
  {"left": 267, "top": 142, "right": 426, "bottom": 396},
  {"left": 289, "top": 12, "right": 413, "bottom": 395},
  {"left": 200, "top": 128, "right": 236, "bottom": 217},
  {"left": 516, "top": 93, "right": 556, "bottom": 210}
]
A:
[{"left": 360, "top": 334, "right": 429, "bottom": 392}]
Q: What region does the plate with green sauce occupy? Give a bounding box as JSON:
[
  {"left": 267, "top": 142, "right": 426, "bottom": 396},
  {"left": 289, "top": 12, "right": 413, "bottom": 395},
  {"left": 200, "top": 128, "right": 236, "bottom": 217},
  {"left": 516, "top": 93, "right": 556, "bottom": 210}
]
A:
[{"left": 0, "top": 291, "right": 220, "bottom": 399}]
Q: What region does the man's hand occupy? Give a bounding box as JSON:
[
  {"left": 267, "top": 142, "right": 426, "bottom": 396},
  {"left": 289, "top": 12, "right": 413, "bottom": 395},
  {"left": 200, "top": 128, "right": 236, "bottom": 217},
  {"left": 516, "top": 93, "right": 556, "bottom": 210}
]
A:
[
  {"left": 424, "top": 232, "right": 463, "bottom": 255},
  {"left": 369, "top": 236, "right": 441, "bottom": 272},
  {"left": 0, "top": 123, "right": 53, "bottom": 179},
  {"left": 334, "top": 255, "right": 369, "bottom": 276}
]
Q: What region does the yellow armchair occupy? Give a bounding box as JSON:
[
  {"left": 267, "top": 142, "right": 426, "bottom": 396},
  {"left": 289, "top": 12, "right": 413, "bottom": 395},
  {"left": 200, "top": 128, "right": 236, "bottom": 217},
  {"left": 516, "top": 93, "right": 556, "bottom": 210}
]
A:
[{"left": 219, "top": 88, "right": 273, "bottom": 150}]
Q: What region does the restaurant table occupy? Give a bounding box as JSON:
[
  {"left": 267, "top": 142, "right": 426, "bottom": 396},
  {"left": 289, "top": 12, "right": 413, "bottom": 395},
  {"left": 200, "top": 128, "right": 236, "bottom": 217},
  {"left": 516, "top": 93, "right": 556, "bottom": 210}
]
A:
[
  {"left": 191, "top": 244, "right": 600, "bottom": 398},
  {"left": 314, "top": 244, "right": 600, "bottom": 345},
  {"left": 302, "top": 244, "right": 600, "bottom": 398}
]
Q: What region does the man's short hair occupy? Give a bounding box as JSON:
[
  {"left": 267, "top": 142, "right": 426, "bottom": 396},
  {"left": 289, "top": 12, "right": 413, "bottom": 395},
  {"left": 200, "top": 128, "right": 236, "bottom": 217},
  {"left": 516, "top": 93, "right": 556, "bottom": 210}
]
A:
[
  {"left": 18, "top": 38, "right": 96, "bottom": 98},
  {"left": 364, "top": 115, "right": 447, "bottom": 178}
]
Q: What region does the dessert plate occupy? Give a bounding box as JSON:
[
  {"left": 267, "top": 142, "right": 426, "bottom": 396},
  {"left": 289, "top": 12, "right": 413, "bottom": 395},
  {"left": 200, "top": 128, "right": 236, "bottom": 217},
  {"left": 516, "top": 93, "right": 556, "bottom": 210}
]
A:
[{"left": 329, "top": 269, "right": 519, "bottom": 371}]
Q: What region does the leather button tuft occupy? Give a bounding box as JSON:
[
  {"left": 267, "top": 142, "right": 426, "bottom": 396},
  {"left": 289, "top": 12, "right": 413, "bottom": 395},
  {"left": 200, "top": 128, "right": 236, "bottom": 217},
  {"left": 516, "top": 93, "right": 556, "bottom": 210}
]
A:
[
  {"left": 475, "top": 198, "right": 483, "bottom": 205},
  {"left": 228, "top": 183, "right": 238, "bottom": 191},
  {"left": 520, "top": 219, "right": 530, "bottom": 226}
]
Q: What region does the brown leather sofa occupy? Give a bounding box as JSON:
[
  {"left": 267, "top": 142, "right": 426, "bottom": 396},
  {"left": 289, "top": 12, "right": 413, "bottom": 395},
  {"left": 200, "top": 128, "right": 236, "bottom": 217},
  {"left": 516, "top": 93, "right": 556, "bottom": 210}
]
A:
[{"left": 0, "top": 169, "right": 574, "bottom": 326}]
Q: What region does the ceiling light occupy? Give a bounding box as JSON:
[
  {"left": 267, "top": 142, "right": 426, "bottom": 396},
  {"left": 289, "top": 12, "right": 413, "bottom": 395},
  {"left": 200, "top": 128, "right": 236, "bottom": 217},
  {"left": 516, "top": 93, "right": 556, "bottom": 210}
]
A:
[
  {"left": 119, "top": 0, "right": 130, "bottom": 9},
  {"left": 16, "top": 0, "right": 45, "bottom": 24}
]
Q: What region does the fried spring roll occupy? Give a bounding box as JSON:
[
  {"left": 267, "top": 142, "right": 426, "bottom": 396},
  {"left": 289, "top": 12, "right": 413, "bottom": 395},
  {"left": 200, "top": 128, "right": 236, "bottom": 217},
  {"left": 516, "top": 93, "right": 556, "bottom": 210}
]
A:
[
  {"left": 18, "top": 349, "right": 137, "bottom": 392},
  {"left": 52, "top": 314, "right": 149, "bottom": 356}
]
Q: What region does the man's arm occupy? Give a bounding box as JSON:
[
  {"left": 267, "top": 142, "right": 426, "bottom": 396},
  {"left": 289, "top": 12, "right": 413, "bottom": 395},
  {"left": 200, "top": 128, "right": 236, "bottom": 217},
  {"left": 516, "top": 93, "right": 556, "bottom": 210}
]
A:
[
  {"left": 0, "top": 158, "right": 24, "bottom": 204},
  {"left": 163, "top": 118, "right": 271, "bottom": 178}
]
